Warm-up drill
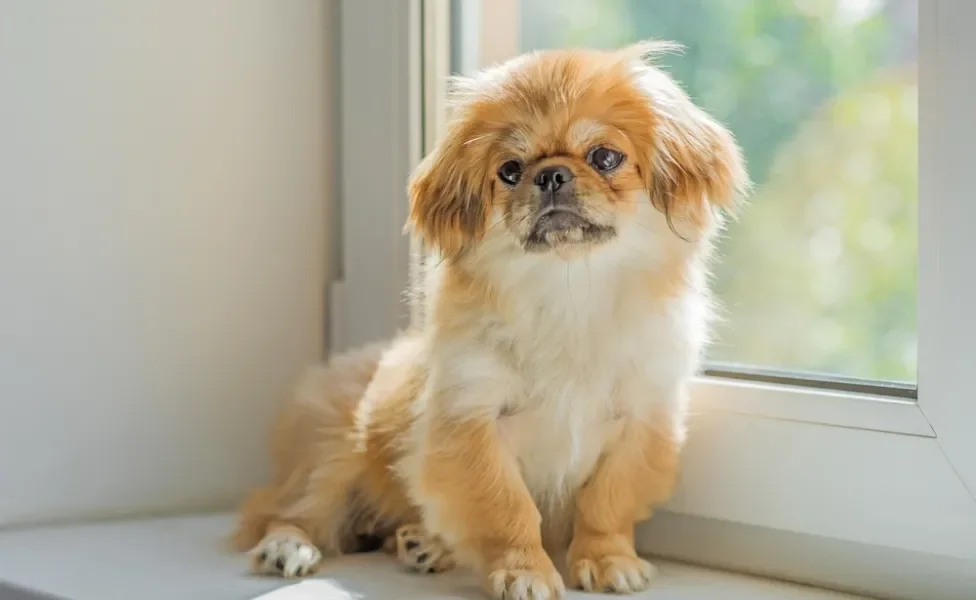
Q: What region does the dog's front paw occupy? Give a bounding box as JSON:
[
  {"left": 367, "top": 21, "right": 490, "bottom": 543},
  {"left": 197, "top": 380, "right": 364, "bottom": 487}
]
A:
[
  {"left": 395, "top": 523, "right": 456, "bottom": 574},
  {"left": 249, "top": 531, "right": 322, "bottom": 578},
  {"left": 569, "top": 553, "right": 657, "bottom": 594},
  {"left": 485, "top": 547, "right": 565, "bottom": 600}
]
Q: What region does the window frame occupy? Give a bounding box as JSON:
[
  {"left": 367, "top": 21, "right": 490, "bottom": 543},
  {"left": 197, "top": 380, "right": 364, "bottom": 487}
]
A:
[{"left": 333, "top": 2, "right": 976, "bottom": 597}]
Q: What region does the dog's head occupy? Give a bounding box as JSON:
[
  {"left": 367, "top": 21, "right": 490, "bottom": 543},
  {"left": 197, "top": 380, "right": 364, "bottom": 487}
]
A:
[{"left": 408, "top": 42, "right": 749, "bottom": 261}]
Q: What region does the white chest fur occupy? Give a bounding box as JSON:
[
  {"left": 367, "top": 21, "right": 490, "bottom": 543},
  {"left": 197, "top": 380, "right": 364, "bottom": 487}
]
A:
[{"left": 452, "top": 248, "right": 704, "bottom": 507}]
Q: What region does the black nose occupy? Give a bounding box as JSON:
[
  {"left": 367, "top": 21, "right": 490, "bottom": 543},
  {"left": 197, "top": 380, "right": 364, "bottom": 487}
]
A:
[{"left": 534, "top": 165, "right": 574, "bottom": 192}]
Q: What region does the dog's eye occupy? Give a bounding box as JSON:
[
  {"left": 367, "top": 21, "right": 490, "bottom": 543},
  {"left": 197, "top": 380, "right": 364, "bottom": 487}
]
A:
[
  {"left": 588, "top": 147, "right": 624, "bottom": 172},
  {"left": 498, "top": 160, "right": 523, "bottom": 185}
]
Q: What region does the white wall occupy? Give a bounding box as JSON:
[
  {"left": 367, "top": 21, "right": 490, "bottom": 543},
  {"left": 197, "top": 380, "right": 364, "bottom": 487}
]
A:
[{"left": 0, "top": 1, "right": 333, "bottom": 526}]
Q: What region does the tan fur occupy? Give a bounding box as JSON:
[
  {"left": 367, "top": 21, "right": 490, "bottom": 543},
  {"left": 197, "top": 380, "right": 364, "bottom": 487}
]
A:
[
  {"left": 567, "top": 414, "right": 681, "bottom": 591},
  {"left": 415, "top": 413, "right": 564, "bottom": 595},
  {"left": 235, "top": 42, "right": 748, "bottom": 600}
]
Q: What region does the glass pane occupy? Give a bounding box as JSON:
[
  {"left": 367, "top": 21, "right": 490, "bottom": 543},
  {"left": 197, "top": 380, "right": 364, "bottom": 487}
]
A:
[{"left": 453, "top": 0, "right": 918, "bottom": 384}]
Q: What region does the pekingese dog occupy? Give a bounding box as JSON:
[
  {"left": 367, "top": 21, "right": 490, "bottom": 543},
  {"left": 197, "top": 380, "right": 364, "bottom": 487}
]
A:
[{"left": 233, "top": 41, "right": 748, "bottom": 600}]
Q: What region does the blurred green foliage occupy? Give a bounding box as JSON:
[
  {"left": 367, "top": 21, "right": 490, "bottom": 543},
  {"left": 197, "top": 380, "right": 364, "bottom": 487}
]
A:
[{"left": 519, "top": 0, "right": 918, "bottom": 381}]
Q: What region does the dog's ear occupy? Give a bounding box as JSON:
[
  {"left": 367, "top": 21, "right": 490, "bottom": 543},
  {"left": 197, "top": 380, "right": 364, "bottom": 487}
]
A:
[
  {"left": 627, "top": 42, "right": 750, "bottom": 232},
  {"left": 650, "top": 100, "right": 749, "bottom": 227},
  {"left": 407, "top": 122, "right": 491, "bottom": 259}
]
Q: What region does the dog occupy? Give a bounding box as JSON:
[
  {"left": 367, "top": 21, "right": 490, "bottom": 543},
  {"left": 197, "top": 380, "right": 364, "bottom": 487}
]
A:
[{"left": 233, "top": 41, "right": 748, "bottom": 600}]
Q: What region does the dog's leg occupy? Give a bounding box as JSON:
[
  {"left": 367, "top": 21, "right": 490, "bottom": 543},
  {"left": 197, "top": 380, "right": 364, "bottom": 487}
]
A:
[
  {"left": 413, "top": 416, "right": 564, "bottom": 600},
  {"left": 567, "top": 413, "right": 682, "bottom": 594},
  {"left": 244, "top": 452, "right": 368, "bottom": 578},
  {"left": 249, "top": 522, "right": 324, "bottom": 579}
]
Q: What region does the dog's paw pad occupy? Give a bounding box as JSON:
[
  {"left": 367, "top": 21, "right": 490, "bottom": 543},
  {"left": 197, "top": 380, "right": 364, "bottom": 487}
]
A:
[
  {"left": 249, "top": 534, "right": 322, "bottom": 578},
  {"left": 395, "top": 524, "right": 455, "bottom": 574}
]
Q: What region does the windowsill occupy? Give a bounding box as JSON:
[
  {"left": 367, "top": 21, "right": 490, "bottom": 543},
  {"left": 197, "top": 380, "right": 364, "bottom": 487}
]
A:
[{"left": 0, "top": 513, "right": 864, "bottom": 600}]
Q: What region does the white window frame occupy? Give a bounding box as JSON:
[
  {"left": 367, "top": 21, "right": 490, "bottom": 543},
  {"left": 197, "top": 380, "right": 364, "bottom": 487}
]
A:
[{"left": 333, "top": 2, "right": 976, "bottom": 598}]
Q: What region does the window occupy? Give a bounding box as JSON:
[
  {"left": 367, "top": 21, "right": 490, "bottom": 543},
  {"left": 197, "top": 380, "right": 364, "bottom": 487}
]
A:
[{"left": 334, "top": 1, "right": 976, "bottom": 598}]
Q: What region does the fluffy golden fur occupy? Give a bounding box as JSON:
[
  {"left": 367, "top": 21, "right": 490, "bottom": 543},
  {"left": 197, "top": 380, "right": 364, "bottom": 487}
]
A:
[{"left": 234, "top": 42, "right": 748, "bottom": 599}]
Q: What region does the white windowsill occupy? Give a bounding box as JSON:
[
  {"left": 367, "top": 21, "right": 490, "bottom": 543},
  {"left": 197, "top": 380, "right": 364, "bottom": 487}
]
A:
[{"left": 0, "top": 513, "right": 863, "bottom": 600}]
